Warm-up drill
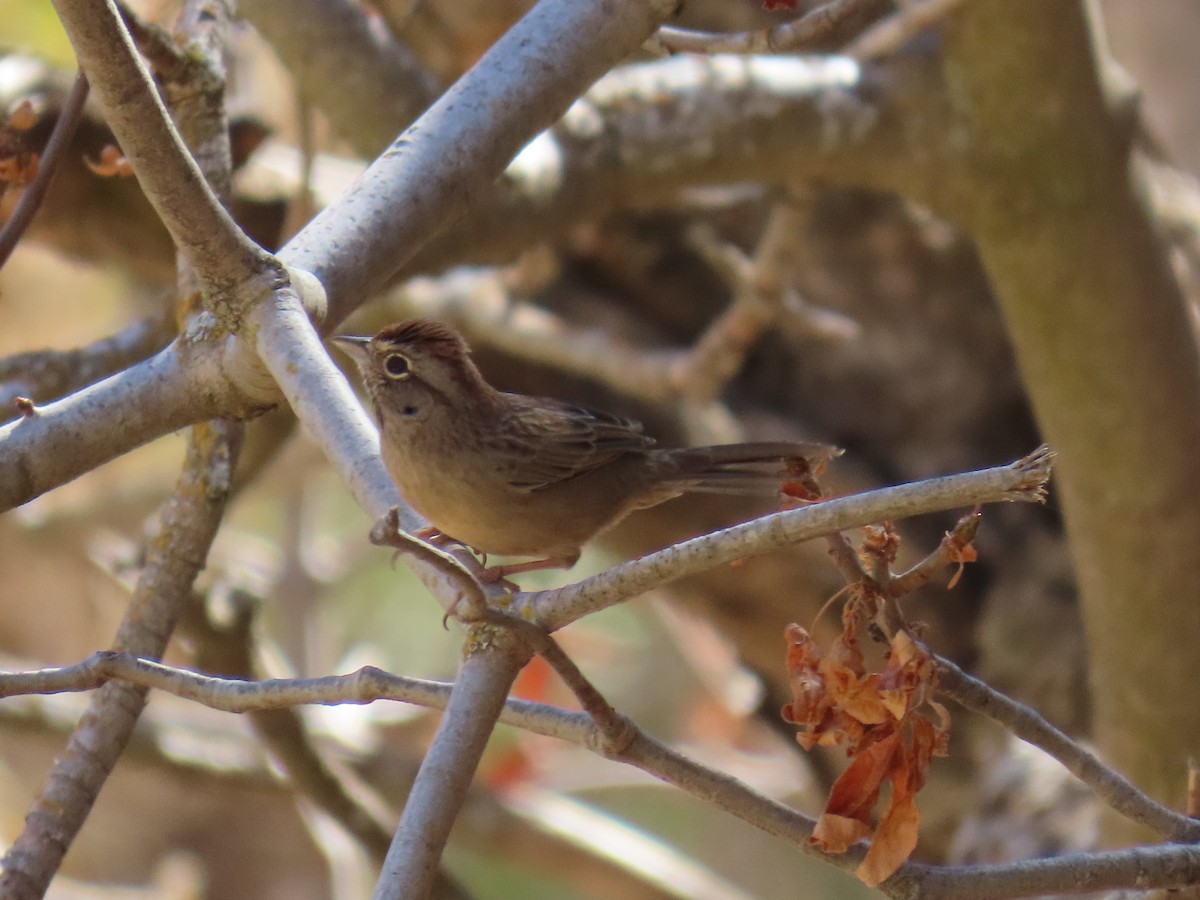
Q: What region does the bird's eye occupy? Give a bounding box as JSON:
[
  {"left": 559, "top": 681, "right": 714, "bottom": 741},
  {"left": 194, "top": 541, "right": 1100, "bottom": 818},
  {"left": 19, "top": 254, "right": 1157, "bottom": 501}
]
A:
[{"left": 383, "top": 353, "right": 411, "bottom": 379}]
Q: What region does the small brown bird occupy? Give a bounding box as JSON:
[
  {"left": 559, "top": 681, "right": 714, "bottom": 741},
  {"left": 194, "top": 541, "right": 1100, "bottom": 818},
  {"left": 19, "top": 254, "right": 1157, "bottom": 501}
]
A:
[{"left": 334, "top": 319, "right": 839, "bottom": 580}]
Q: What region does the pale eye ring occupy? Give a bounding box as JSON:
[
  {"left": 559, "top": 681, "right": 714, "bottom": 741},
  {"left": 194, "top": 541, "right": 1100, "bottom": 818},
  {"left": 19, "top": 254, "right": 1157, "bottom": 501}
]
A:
[{"left": 383, "top": 353, "right": 410, "bottom": 379}]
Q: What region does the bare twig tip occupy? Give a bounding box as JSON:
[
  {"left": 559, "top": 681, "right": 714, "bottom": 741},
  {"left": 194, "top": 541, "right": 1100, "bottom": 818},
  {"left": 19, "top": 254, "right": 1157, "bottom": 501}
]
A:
[
  {"left": 1004, "top": 444, "right": 1055, "bottom": 502},
  {"left": 368, "top": 507, "right": 403, "bottom": 546}
]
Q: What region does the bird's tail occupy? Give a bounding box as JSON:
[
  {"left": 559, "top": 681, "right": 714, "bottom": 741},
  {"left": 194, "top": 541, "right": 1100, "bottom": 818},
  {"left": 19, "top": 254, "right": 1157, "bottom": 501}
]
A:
[{"left": 660, "top": 441, "right": 841, "bottom": 499}]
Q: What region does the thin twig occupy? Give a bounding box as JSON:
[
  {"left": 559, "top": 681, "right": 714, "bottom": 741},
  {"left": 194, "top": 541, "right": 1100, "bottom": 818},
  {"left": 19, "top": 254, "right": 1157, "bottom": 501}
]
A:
[
  {"left": 10, "top": 649, "right": 1200, "bottom": 897},
  {"left": 935, "top": 653, "right": 1200, "bottom": 842},
  {"left": 369, "top": 508, "right": 488, "bottom": 619},
  {"left": 888, "top": 843, "right": 1200, "bottom": 900},
  {"left": 0, "top": 71, "right": 90, "bottom": 268},
  {"left": 524, "top": 446, "right": 1054, "bottom": 630},
  {"left": 886, "top": 507, "right": 980, "bottom": 596},
  {"left": 651, "top": 0, "right": 878, "bottom": 55},
  {"left": 844, "top": 0, "right": 969, "bottom": 61},
  {"left": 672, "top": 194, "right": 858, "bottom": 404},
  {"left": 671, "top": 208, "right": 793, "bottom": 403},
  {"left": 1188, "top": 758, "right": 1200, "bottom": 818},
  {"left": 823, "top": 531, "right": 868, "bottom": 584},
  {"left": 479, "top": 611, "right": 635, "bottom": 754},
  {"left": 284, "top": 96, "right": 317, "bottom": 238},
  {"left": 0, "top": 652, "right": 454, "bottom": 711}
]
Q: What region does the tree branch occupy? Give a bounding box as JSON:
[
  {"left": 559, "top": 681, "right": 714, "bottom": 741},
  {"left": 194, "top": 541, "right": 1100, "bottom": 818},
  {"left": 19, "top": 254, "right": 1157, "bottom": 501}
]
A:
[
  {"left": 0, "top": 308, "right": 175, "bottom": 415},
  {"left": 238, "top": 0, "right": 440, "bottom": 158},
  {"left": 0, "top": 420, "right": 243, "bottom": 898},
  {"left": 372, "top": 626, "right": 530, "bottom": 900},
  {"left": 651, "top": 0, "right": 880, "bottom": 55},
  {"left": 671, "top": 193, "right": 857, "bottom": 404},
  {"left": 941, "top": 0, "right": 1200, "bottom": 819},
  {"left": 0, "top": 649, "right": 846, "bottom": 873},
  {"left": 0, "top": 346, "right": 231, "bottom": 511},
  {"left": 0, "top": 71, "right": 89, "bottom": 268},
  {"left": 281, "top": 0, "right": 682, "bottom": 326},
  {"left": 844, "top": 0, "right": 969, "bottom": 60},
  {"left": 888, "top": 844, "right": 1200, "bottom": 900},
  {"left": 402, "top": 52, "right": 934, "bottom": 275},
  {"left": 49, "top": 0, "right": 275, "bottom": 295},
  {"left": 19, "top": 645, "right": 1200, "bottom": 899},
  {"left": 523, "top": 447, "right": 1054, "bottom": 630},
  {"left": 936, "top": 654, "right": 1200, "bottom": 842}
]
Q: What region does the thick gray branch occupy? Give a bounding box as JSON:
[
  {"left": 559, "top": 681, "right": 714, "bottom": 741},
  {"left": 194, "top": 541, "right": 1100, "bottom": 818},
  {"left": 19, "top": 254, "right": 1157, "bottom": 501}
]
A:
[
  {"left": 283, "top": 0, "right": 682, "bottom": 325},
  {"left": 0, "top": 310, "right": 175, "bottom": 413},
  {"left": 238, "top": 0, "right": 440, "bottom": 157},
  {"left": 941, "top": 0, "right": 1200, "bottom": 818},
  {"left": 404, "top": 52, "right": 932, "bottom": 275},
  {"left": 0, "top": 0, "right": 684, "bottom": 515},
  {"left": 372, "top": 629, "right": 530, "bottom": 900},
  {"left": 0, "top": 346, "right": 230, "bottom": 511}
]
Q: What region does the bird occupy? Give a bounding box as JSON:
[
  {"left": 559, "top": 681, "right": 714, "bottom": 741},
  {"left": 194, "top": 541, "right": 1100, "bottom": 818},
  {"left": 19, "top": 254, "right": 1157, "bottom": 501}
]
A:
[{"left": 333, "top": 319, "right": 839, "bottom": 581}]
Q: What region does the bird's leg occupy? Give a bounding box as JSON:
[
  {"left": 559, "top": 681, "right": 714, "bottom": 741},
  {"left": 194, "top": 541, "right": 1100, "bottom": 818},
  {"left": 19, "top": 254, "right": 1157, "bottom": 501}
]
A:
[
  {"left": 392, "top": 524, "right": 499, "bottom": 588},
  {"left": 410, "top": 525, "right": 483, "bottom": 561},
  {"left": 388, "top": 525, "right": 451, "bottom": 569},
  {"left": 479, "top": 554, "right": 579, "bottom": 584}
]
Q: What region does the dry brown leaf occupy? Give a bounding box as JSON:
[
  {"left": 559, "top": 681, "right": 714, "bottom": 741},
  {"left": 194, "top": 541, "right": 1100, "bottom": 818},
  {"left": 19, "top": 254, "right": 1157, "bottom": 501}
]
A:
[
  {"left": 811, "top": 814, "right": 872, "bottom": 854},
  {"left": 8, "top": 101, "right": 36, "bottom": 131},
  {"left": 784, "top": 615, "right": 949, "bottom": 887},
  {"left": 85, "top": 145, "right": 135, "bottom": 178},
  {"left": 857, "top": 792, "right": 921, "bottom": 886},
  {"left": 815, "top": 730, "right": 901, "bottom": 839}
]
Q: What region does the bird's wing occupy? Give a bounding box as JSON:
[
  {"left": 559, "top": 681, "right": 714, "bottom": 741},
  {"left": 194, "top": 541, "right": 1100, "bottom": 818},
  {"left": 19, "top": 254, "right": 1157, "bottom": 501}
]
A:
[{"left": 490, "top": 395, "right": 654, "bottom": 492}]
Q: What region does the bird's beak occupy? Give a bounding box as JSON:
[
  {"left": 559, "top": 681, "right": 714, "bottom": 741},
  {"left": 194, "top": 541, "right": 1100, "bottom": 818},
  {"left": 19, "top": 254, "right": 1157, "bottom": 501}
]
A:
[{"left": 330, "top": 335, "right": 371, "bottom": 369}]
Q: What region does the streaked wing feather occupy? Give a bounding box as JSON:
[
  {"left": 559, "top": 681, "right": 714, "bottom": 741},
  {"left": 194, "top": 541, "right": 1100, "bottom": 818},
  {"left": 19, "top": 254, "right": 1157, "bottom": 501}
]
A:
[{"left": 492, "top": 396, "right": 653, "bottom": 491}]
